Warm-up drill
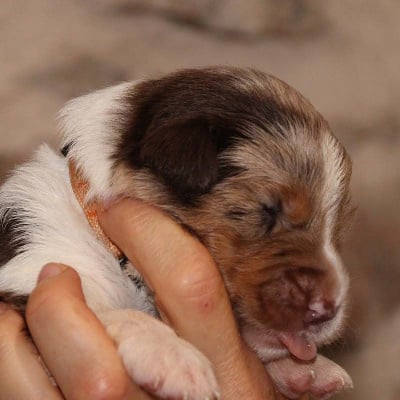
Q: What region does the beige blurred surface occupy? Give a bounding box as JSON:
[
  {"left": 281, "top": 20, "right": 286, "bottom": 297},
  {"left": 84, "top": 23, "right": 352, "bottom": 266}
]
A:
[{"left": 1, "top": 1, "right": 399, "bottom": 398}]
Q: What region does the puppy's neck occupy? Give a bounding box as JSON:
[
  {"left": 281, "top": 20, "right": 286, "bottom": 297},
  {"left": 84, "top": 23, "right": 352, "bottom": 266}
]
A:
[{"left": 68, "top": 160, "right": 124, "bottom": 260}]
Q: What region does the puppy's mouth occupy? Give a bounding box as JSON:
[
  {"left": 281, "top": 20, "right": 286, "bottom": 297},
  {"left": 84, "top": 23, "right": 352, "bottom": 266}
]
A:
[
  {"left": 277, "top": 332, "right": 317, "bottom": 361},
  {"left": 241, "top": 323, "right": 321, "bottom": 363}
]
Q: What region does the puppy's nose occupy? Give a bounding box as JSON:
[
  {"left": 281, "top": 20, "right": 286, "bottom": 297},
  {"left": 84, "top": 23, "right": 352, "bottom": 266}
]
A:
[{"left": 303, "top": 300, "right": 338, "bottom": 325}]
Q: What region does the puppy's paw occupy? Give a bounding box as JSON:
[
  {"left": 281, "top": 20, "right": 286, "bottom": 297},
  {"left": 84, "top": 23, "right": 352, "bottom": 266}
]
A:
[
  {"left": 266, "top": 354, "right": 353, "bottom": 400},
  {"left": 100, "top": 309, "right": 219, "bottom": 400},
  {"left": 120, "top": 332, "right": 219, "bottom": 400}
]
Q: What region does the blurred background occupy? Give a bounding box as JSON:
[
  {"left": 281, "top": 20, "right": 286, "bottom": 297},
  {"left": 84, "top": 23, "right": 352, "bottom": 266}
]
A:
[{"left": 1, "top": 1, "right": 399, "bottom": 398}]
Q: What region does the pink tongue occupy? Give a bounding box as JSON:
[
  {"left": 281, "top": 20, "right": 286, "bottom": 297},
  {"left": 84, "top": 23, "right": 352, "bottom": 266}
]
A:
[{"left": 278, "top": 333, "right": 317, "bottom": 361}]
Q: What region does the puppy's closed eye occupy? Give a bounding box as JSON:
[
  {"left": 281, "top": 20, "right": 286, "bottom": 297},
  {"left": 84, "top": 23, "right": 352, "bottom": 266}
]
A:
[
  {"left": 225, "top": 201, "right": 281, "bottom": 239},
  {"left": 262, "top": 202, "right": 281, "bottom": 234},
  {"left": 226, "top": 208, "right": 249, "bottom": 220}
]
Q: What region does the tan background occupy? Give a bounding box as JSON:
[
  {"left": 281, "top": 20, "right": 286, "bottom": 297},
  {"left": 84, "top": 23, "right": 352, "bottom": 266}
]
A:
[{"left": 1, "top": 1, "right": 399, "bottom": 398}]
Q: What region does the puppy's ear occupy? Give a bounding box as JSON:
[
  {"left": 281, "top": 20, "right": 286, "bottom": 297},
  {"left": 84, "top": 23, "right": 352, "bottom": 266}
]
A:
[{"left": 138, "top": 119, "right": 222, "bottom": 198}]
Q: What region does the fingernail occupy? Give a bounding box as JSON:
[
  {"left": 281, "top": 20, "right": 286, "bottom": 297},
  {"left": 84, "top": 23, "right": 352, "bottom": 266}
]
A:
[
  {"left": 37, "top": 263, "right": 67, "bottom": 283},
  {"left": 0, "top": 302, "right": 9, "bottom": 314}
]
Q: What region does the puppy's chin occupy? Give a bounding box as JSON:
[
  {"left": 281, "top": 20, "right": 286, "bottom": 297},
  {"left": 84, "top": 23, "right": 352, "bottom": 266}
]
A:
[{"left": 241, "top": 325, "right": 290, "bottom": 362}]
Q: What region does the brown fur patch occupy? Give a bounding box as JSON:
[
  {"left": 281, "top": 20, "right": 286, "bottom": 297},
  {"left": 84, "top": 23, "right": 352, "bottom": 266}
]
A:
[
  {"left": 113, "top": 67, "right": 324, "bottom": 204},
  {"left": 281, "top": 184, "right": 312, "bottom": 228}
]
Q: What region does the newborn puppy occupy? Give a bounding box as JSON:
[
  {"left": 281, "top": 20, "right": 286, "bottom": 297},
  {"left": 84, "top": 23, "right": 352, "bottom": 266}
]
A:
[{"left": 0, "top": 67, "right": 353, "bottom": 399}]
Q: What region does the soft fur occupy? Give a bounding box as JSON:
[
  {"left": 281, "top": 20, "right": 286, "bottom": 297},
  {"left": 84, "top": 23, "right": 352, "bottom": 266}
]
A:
[{"left": 0, "top": 67, "right": 353, "bottom": 399}]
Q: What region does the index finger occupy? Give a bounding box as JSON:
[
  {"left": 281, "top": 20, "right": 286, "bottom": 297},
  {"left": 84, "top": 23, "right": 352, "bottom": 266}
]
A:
[
  {"left": 99, "top": 200, "right": 235, "bottom": 357},
  {"left": 0, "top": 304, "right": 63, "bottom": 400},
  {"left": 26, "top": 264, "right": 154, "bottom": 400},
  {"left": 99, "top": 199, "right": 274, "bottom": 399}
]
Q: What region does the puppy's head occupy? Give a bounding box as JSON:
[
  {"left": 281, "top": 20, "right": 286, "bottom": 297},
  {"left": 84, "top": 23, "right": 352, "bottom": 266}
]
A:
[{"left": 60, "top": 67, "right": 353, "bottom": 362}]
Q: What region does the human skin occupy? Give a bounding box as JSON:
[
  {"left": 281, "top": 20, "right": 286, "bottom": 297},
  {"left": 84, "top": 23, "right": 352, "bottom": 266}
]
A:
[
  {"left": 0, "top": 199, "right": 291, "bottom": 400},
  {"left": 98, "top": 199, "right": 280, "bottom": 400}
]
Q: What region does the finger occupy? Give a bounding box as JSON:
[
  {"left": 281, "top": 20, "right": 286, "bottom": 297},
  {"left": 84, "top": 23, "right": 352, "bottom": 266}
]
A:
[
  {"left": 99, "top": 199, "right": 274, "bottom": 399},
  {"left": 0, "top": 302, "right": 63, "bottom": 400},
  {"left": 26, "top": 263, "right": 154, "bottom": 400},
  {"left": 99, "top": 200, "right": 232, "bottom": 356}
]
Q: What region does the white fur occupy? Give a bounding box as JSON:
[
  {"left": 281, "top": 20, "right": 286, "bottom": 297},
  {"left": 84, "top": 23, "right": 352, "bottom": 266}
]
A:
[
  {"left": 100, "top": 309, "right": 219, "bottom": 400},
  {"left": 306, "top": 132, "right": 351, "bottom": 346},
  {"left": 58, "top": 82, "right": 135, "bottom": 202},
  {"left": 321, "top": 132, "right": 350, "bottom": 308},
  {"left": 0, "top": 145, "right": 151, "bottom": 314}
]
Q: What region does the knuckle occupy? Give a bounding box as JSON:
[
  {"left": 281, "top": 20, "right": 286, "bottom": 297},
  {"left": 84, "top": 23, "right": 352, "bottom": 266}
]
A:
[
  {"left": 26, "top": 288, "right": 64, "bottom": 326},
  {"left": 125, "top": 205, "right": 156, "bottom": 234},
  {"left": 170, "top": 257, "right": 225, "bottom": 309},
  {"left": 0, "top": 308, "right": 25, "bottom": 358},
  {"left": 0, "top": 338, "right": 12, "bottom": 361},
  {"left": 82, "top": 372, "right": 131, "bottom": 400},
  {"left": 26, "top": 268, "right": 81, "bottom": 324}
]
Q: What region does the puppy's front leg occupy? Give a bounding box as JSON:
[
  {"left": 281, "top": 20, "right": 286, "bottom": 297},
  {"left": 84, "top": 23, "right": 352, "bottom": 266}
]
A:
[
  {"left": 98, "top": 309, "right": 219, "bottom": 400},
  {"left": 266, "top": 354, "right": 353, "bottom": 400}
]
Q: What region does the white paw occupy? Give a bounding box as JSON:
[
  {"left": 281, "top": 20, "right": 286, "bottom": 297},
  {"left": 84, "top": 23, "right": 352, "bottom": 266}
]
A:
[
  {"left": 120, "top": 334, "right": 219, "bottom": 400},
  {"left": 102, "top": 310, "right": 219, "bottom": 400},
  {"left": 266, "top": 354, "right": 353, "bottom": 400}
]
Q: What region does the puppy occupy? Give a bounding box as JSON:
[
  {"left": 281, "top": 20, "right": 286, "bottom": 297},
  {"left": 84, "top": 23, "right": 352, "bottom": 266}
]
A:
[{"left": 0, "top": 67, "right": 353, "bottom": 399}]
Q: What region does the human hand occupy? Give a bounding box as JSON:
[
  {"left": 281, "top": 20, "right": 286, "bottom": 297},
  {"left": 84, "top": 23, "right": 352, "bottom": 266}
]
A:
[
  {"left": 98, "top": 199, "right": 286, "bottom": 400},
  {"left": 0, "top": 266, "right": 154, "bottom": 400},
  {"left": 0, "top": 198, "right": 292, "bottom": 400}
]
